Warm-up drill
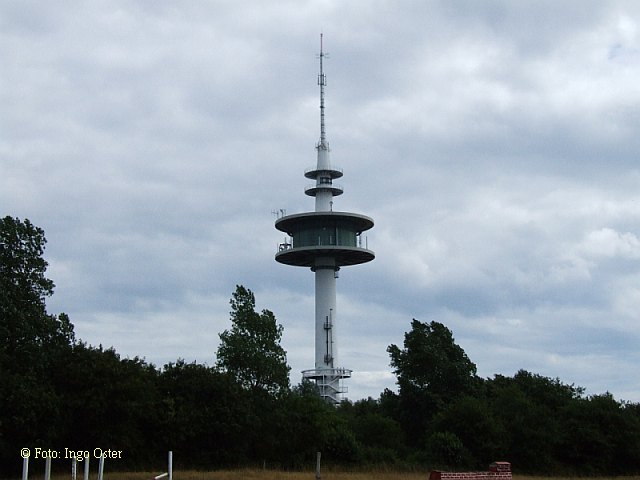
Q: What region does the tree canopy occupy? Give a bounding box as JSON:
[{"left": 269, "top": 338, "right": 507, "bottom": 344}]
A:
[
  {"left": 216, "top": 285, "right": 290, "bottom": 395},
  {"left": 387, "top": 319, "right": 479, "bottom": 447},
  {"left": 0, "top": 216, "right": 74, "bottom": 358},
  {"left": 0, "top": 216, "right": 75, "bottom": 459},
  {"left": 388, "top": 319, "right": 478, "bottom": 401}
]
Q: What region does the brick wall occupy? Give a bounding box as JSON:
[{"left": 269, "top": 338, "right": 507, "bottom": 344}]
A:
[{"left": 429, "top": 462, "right": 512, "bottom": 480}]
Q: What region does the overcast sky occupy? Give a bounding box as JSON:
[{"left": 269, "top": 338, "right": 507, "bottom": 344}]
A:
[{"left": 2, "top": 0, "right": 640, "bottom": 402}]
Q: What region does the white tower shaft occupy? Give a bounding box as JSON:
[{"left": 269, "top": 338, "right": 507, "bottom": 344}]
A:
[
  {"left": 315, "top": 261, "right": 337, "bottom": 370},
  {"left": 315, "top": 146, "right": 333, "bottom": 211}
]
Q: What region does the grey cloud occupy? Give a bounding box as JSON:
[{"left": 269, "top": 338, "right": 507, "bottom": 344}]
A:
[{"left": 3, "top": 0, "right": 640, "bottom": 401}]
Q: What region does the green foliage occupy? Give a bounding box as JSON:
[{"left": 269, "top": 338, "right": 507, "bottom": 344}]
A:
[
  {"left": 2, "top": 217, "right": 640, "bottom": 475},
  {"left": 0, "top": 216, "right": 75, "bottom": 469},
  {"left": 270, "top": 381, "right": 334, "bottom": 467},
  {"left": 349, "top": 398, "right": 404, "bottom": 452},
  {"left": 216, "top": 285, "right": 290, "bottom": 395},
  {"left": 384, "top": 320, "right": 640, "bottom": 474},
  {"left": 159, "top": 360, "right": 251, "bottom": 467},
  {"left": 52, "top": 343, "right": 162, "bottom": 466},
  {"left": 323, "top": 416, "right": 362, "bottom": 464},
  {"left": 388, "top": 319, "right": 478, "bottom": 402},
  {"left": 432, "top": 395, "right": 505, "bottom": 468},
  {"left": 0, "top": 216, "right": 75, "bottom": 364},
  {"left": 0, "top": 216, "right": 54, "bottom": 304},
  {"left": 337, "top": 397, "right": 405, "bottom": 465},
  {"left": 556, "top": 393, "right": 640, "bottom": 474},
  {"left": 425, "top": 431, "right": 466, "bottom": 469},
  {"left": 387, "top": 319, "right": 479, "bottom": 447},
  {"left": 483, "top": 372, "right": 563, "bottom": 471}
]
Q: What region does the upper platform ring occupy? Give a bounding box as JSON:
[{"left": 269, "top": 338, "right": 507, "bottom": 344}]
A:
[
  {"left": 304, "top": 166, "right": 343, "bottom": 179},
  {"left": 275, "top": 211, "right": 374, "bottom": 234}
]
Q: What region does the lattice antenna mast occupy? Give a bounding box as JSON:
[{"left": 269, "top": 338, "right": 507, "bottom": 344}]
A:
[{"left": 318, "top": 33, "right": 329, "bottom": 149}]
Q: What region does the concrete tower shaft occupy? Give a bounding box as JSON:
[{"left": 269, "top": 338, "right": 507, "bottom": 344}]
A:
[
  {"left": 275, "top": 35, "right": 374, "bottom": 404},
  {"left": 315, "top": 262, "right": 337, "bottom": 369}
]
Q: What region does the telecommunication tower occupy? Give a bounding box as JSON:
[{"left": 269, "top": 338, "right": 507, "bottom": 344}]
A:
[{"left": 275, "top": 35, "right": 374, "bottom": 404}]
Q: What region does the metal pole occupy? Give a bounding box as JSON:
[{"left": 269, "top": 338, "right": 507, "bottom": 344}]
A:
[
  {"left": 98, "top": 455, "right": 104, "bottom": 480},
  {"left": 22, "top": 456, "right": 29, "bottom": 480},
  {"left": 72, "top": 458, "right": 77, "bottom": 480},
  {"left": 83, "top": 455, "right": 90, "bottom": 480},
  {"left": 168, "top": 451, "right": 173, "bottom": 480},
  {"left": 315, "top": 451, "right": 321, "bottom": 480},
  {"left": 44, "top": 457, "right": 51, "bottom": 480}
]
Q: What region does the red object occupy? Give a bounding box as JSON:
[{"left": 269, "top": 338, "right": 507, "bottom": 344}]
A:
[
  {"left": 489, "top": 462, "right": 511, "bottom": 473},
  {"left": 430, "top": 471, "right": 442, "bottom": 480},
  {"left": 429, "top": 462, "right": 511, "bottom": 480}
]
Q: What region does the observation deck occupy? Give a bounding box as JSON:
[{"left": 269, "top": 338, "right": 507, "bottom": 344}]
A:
[{"left": 275, "top": 211, "right": 374, "bottom": 268}]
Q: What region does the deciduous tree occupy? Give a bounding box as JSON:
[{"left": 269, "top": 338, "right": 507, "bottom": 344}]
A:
[
  {"left": 216, "top": 285, "right": 290, "bottom": 396},
  {"left": 387, "top": 319, "right": 479, "bottom": 445},
  {"left": 0, "top": 216, "right": 74, "bottom": 470}
]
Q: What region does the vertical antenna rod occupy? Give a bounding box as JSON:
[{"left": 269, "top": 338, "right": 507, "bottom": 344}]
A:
[{"left": 318, "top": 33, "right": 327, "bottom": 147}]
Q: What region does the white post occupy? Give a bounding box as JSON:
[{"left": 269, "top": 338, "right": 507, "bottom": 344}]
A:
[
  {"left": 44, "top": 457, "right": 51, "bottom": 480},
  {"left": 168, "top": 451, "right": 173, "bottom": 480},
  {"left": 98, "top": 455, "right": 104, "bottom": 480},
  {"left": 22, "top": 456, "right": 29, "bottom": 480},
  {"left": 83, "top": 455, "right": 90, "bottom": 480},
  {"left": 315, "top": 451, "right": 321, "bottom": 480}
]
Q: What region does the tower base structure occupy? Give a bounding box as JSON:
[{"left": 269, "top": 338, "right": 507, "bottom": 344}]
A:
[{"left": 302, "top": 368, "right": 352, "bottom": 404}]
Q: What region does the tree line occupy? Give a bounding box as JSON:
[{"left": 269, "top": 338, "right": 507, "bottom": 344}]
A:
[{"left": 2, "top": 216, "right": 640, "bottom": 476}]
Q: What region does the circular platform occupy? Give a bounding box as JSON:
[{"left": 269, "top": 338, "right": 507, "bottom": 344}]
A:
[
  {"left": 304, "top": 166, "right": 343, "bottom": 179},
  {"left": 276, "top": 244, "right": 375, "bottom": 268},
  {"left": 275, "top": 211, "right": 374, "bottom": 268},
  {"left": 275, "top": 211, "right": 373, "bottom": 234}
]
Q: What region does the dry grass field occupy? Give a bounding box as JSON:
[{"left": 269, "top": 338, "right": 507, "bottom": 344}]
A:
[{"left": 44, "top": 472, "right": 640, "bottom": 480}]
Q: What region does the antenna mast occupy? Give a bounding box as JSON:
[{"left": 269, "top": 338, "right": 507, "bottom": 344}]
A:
[{"left": 318, "top": 33, "right": 328, "bottom": 148}]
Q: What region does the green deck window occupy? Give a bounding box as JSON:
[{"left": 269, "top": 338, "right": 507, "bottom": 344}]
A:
[{"left": 293, "top": 224, "right": 358, "bottom": 248}]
